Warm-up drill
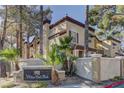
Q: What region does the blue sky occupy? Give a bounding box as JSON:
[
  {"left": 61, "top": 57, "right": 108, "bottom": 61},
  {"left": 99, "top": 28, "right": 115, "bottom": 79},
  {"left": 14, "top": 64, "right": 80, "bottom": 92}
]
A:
[{"left": 44, "top": 5, "right": 86, "bottom": 24}]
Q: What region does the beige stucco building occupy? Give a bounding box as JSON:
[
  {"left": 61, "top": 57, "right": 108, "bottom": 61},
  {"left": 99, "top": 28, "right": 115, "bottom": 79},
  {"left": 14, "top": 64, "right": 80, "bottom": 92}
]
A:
[{"left": 22, "top": 16, "right": 121, "bottom": 58}]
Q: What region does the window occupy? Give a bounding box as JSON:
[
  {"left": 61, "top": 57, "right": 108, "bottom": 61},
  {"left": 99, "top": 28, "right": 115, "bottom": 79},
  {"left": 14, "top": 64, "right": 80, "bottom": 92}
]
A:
[{"left": 69, "top": 30, "right": 78, "bottom": 44}]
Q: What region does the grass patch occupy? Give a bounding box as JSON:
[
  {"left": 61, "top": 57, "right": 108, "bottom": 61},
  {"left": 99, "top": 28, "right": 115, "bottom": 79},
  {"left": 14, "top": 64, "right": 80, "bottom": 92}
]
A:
[
  {"left": 0, "top": 82, "right": 16, "bottom": 88},
  {"left": 20, "top": 83, "right": 29, "bottom": 88},
  {"left": 19, "top": 82, "right": 48, "bottom": 88},
  {"left": 31, "top": 82, "right": 48, "bottom": 88}
]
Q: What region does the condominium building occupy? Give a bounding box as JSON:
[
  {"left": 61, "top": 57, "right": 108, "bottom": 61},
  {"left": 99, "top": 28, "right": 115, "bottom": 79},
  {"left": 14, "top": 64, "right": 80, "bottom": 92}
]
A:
[{"left": 22, "top": 16, "right": 121, "bottom": 58}]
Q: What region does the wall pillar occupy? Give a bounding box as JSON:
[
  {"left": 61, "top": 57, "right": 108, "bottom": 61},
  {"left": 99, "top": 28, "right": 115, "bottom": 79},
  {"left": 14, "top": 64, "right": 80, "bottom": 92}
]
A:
[
  {"left": 43, "top": 21, "right": 50, "bottom": 58},
  {"left": 91, "top": 54, "right": 101, "bottom": 83}
]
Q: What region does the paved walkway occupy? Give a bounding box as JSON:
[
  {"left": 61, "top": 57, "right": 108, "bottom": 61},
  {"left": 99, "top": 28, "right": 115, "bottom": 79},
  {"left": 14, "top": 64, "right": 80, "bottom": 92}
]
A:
[
  {"left": 48, "top": 83, "right": 90, "bottom": 88},
  {"left": 48, "top": 83, "right": 100, "bottom": 88},
  {"left": 0, "top": 77, "right": 101, "bottom": 88},
  {"left": 48, "top": 80, "right": 99, "bottom": 88}
]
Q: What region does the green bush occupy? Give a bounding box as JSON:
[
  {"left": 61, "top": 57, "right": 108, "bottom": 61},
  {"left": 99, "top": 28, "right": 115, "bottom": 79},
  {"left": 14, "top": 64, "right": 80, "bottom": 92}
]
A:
[
  {"left": 31, "top": 82, "right": 48, "bottom": 88},
  {"left": 1, "top": 82, "right": 16, "bottom": 88},
  {"left": 111, "top": 76, "right": 123, "bottom": 81},
  {"left": 97, "top": 82, "right": 103, "bottom": 85}
]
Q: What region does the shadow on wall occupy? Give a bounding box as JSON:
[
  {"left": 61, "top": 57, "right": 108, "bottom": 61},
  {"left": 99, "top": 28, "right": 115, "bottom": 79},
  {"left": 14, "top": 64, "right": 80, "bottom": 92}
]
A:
[{"left": 75, "top": 58, "right": 92, "bottom": 80}]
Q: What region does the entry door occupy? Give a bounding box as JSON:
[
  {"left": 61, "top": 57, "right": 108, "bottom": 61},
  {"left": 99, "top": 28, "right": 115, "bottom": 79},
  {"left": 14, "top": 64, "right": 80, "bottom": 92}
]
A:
[{"left": 92, "top": 57, "right": 100, "bottom": 82}]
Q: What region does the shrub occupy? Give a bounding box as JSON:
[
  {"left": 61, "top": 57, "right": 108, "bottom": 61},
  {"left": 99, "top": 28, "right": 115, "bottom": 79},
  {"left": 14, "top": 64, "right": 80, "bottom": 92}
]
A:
[
  {"left": 97, "top": 82, "right": 103, "bottom": 85},
  {"left": 111, "top": 76, "right": 123, "bottom": 81},
  {"left": 1, "top": 82, "right": 16, "bottom": 88}
]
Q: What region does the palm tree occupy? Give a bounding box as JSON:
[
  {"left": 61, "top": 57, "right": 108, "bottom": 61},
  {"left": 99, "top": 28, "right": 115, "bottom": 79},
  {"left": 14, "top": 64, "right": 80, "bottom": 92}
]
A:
[
  {"left": 47, "top": 45, "right": 60, "bottom": 85},
  {"left": 57, "top": 36, "right": 77, "bottom": 75},
  {"left": 35, "top": 44, "right": 61, "bottom": 85}
]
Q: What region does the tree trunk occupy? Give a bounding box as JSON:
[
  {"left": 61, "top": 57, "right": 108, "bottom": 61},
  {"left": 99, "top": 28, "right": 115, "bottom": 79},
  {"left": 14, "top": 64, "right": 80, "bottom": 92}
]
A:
[
  {"left": 16, "top": 29, "right": 19, "bottom": 50},
  {"left": 84, "top": 5, "right": 89, "bottom": 57},
  {"left": 27, "top": 31, "right": 30, "bottom": 58},
  {"left": 0, "top": 41, "right": 3, "bottom": 50},
  {"left": 26, "top": 11, "right": 32, "bottom": 59},
  {"left": 19, "top": 6, "right": 23, "bottom": 57},
  {"left": 0, "top": 62, "right": 7, "bottom": 78},
  {"left": 51, "top": 66, "right": 60, "bottom": 85},
  {"left": 0, "top": 5, "right": 8, "bottom": 50},
  {"left": 10, "top": 33, "right": 13, "bottom": 48},
  {"left": 0, "top": 6, "right": 8, "bottom": 77},
  {"left": 15, "top": 63, "right": 20, "bottom": 71},
  {"left": 16, "top": 6, "right": 19, "bottom": 50},
  {"left": 67, "top": 57, "right": 70, "bottom": 73},
  {"left": 39, "top": 5, "right": 43, "bottom": 55}
]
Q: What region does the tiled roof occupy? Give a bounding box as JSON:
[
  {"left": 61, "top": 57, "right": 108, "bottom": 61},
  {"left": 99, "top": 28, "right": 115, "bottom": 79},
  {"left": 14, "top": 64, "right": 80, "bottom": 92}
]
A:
[
  {"left": 49, "top": 16, "right": 121, "bottom": 43},
  {"left": 50, "top": 16, "right": 95, "bottom": 32}
]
